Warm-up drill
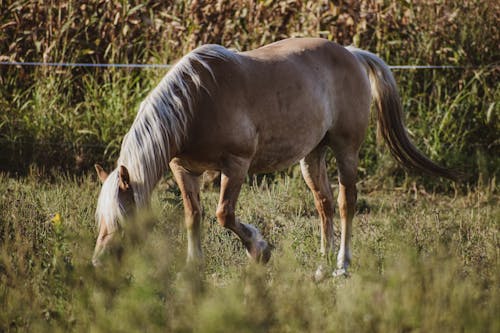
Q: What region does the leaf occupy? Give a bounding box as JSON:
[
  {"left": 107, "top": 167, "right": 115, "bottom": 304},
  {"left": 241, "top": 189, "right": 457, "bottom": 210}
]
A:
[{"left": 486, "top": 102, "right": 496, "bottom": 124}]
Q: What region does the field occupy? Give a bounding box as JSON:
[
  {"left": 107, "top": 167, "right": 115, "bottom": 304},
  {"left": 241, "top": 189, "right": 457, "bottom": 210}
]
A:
[
  {"left": 0, "top": 0, "right": 499, "bottom": 332},
  {"left": 0, "top": 172, "right": 498, "bottom": 332}
]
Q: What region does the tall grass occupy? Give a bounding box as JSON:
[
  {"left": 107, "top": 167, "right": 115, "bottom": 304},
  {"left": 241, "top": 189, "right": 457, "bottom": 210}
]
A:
[
  {"left": 0, "top": 2, "right": 497, "bottom": 331},
  {"left": 0, "top": 0, "right": 498, "bottom": 185},
  {"left": 0, "top": 172, "right": 498, "bottom": 331}
]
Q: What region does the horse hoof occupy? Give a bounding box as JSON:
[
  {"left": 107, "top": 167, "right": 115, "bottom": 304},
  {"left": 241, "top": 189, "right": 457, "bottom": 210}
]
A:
[
  {"left": 246, "top": 240, "right": 272, "bottom": 263},
  {"left": 243, "top": 223, "right": 272, "bottom": 263},
  {"left": 313, "top": 265, "right": 328, "bottom": 282},
  {"left": 332, "top": 268, "right": 349, "bottom": 278},
  {"left": 259, "top": 241, "right": 272, "bottom": 263},
  {"left": 92, "top": 257, "right": 102, "bottom": 268}
]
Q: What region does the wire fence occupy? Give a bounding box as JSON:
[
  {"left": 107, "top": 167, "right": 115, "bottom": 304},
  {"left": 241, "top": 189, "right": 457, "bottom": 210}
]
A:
[
  {"left": 0, "top": 139, "right": 110, "bottom": 149},
  {"left": 0, "top": 61, "right": 172, "bottom": 69},
  {"left": 2, "top": 60, "right": 495, "bottom": 70}
]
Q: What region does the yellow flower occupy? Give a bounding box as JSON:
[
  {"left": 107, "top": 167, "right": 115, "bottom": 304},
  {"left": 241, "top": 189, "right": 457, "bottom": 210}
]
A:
[{"left": 51, "top": 213, "right": 62, "bottom": 227}]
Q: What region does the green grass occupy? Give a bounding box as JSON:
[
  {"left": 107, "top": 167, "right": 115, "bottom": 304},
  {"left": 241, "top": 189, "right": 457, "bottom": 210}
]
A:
[
  {"left": 0, "top": 171, "right": 498, "bottom": 332},
  {"left": 0, "top": 3, "right": 498, "bottom": 330},
  {"left": 1, "top": 0, "right": 498, "bottom": 182}
]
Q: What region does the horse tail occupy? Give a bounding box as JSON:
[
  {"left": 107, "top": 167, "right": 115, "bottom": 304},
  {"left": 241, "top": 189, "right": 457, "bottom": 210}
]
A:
[{"left": 346, "top": 46, "right": 459, "bottom": 181}]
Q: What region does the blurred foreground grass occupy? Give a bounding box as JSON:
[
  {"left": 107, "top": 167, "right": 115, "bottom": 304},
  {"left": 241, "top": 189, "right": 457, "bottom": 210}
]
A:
[
  {"left": 0, "top": 171, "right": 498, "bottom": 332},
  {"left": 0, "top": 1, "right": 498, "bottom": 184}
]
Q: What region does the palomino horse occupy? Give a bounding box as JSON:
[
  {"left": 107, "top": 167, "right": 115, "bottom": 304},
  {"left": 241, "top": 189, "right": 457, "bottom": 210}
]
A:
[{"left": 92, "top": 38, "right": 457, "bottom": 278}]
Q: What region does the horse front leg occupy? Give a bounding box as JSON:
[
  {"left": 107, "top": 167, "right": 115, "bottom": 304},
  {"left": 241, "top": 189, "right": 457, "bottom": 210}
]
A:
[
  {"left": 215, "top": 157, "right": 271, "bottom": 263},
  {"left": 170, "top": 159, "right": 203, "bottom": 265}
]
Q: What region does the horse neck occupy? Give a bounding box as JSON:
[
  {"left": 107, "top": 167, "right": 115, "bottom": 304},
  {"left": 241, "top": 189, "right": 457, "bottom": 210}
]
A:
[{"left": 116, "top": 48, "right": 215, "bottom": 203}]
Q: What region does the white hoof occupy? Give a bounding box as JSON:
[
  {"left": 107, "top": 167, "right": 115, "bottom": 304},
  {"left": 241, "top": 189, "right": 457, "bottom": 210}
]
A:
[
  {"left": 332, "top": 268, "right": 349, "bottom": 277},
  {"left": 92, "top": 258, "right": 102, "bottom": 268},
  {"left": 314, "top": 265, "right": 328, "bottom": 282}
]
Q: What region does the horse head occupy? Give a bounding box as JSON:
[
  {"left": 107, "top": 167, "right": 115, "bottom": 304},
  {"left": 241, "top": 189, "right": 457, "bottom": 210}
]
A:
[{"left": 92, "top": 164, "right": 135, "bottom": 267}]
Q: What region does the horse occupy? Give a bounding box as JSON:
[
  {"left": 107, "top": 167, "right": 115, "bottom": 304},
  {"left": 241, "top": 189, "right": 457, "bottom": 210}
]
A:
[{"left": 92, "top": 38, "right": 457, "bottom": 279}]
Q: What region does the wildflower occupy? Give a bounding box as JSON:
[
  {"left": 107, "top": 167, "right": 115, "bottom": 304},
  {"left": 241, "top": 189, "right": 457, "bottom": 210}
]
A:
[{"left": 51, "top": 213, "right": 62, "bottom": 227}]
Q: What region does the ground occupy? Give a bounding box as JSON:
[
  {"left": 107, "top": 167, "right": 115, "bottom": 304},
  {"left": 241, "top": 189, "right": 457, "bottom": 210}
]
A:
[{"left": 0, "top": 171, "right": 498, "bottom": 332}]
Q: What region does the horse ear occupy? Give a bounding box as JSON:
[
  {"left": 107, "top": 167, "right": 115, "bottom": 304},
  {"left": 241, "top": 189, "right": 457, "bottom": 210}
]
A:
[
  {"left": 95, "top": 164, "right": 108, "bottom": 183},
  {"left": 118, "top": 165, "right": 131, "bottom": 191}
]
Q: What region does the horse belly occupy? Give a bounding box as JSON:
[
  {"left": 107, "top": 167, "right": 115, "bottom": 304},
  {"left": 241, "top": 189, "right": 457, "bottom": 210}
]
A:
[
  {"left": 249, "top": 128, "right": 325, "bottom": 173},
  {"left": 249, "top": 150, "right": 308, "bottom": 173},
  {"left": 248, "top": 91, "right": 331, "bottom": 173}
]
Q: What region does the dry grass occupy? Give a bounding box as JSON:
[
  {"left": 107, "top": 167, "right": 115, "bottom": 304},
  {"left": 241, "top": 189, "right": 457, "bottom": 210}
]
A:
[
  {"left": 0, "top": 2, "right": 498, "bottom": 330},
  {"left": 0, "top": 172, "right": 498, "bottom": 332},
  {"left": 0, "top": 0, "right": 498, "bottom": 182}
]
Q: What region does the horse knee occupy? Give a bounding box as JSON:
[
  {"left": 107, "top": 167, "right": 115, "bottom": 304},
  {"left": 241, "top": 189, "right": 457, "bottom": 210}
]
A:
[
  {"left": 216, "top": 204, "right": 235, "bottom": 228},
  {"left": 323, "top": 197, "right": 335, "bottom": 217}
]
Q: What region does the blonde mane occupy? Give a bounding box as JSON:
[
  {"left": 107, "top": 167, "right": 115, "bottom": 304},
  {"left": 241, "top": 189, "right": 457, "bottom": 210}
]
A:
[{"left": 96, "top": 44, "right": 238, "bottom": 232}]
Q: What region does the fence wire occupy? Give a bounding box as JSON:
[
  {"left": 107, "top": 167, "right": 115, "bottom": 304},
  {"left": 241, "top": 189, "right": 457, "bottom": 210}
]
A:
[{"left": 2, "top": 60, "right": 495, "bottom": 70}]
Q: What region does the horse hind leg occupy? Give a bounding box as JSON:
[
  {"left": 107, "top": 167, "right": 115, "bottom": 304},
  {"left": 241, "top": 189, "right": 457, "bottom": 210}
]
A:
[
  {"left": 333, "top": 150, "right": 359, "bottom": 277},
  {"left": 215, "top": 157, "right": 271, "bottom": 263},
  {"left": 300, "top": 146, "right": 335, "bottom": 281},
  {"left": 169, "top": 159, "right": 203, "bottom": 265}
]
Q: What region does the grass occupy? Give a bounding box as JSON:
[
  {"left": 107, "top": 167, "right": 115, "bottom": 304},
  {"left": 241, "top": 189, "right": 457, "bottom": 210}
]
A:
[
  {"left": 1, "top": 0, "right": 498, "bottom": 181},
  {"left": 0, "top": 171, "right": 498, "bottom": 332},
  {"left": 0, "top": 1, "right": 498, "bottom": 331}
]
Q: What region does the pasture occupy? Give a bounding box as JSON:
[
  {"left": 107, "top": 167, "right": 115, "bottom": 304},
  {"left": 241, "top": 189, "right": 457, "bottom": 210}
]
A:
[
  {"left": 0, "top": 171, "right": 498, "bottom": 332},
  {"left": 1, "top": 1, "right": 498, "bottom": 332}
]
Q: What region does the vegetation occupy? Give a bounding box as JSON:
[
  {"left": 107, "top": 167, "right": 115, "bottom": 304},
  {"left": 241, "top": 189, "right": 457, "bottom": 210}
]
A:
[
  {"left": 0, "top": 1, "right": 498, "bottom": 332},
  {"left": 0, "top": 172, "right": 498, "bottom": 332},
  {"left": 0, "top": 0, "right": 498, "bottom": 185}
]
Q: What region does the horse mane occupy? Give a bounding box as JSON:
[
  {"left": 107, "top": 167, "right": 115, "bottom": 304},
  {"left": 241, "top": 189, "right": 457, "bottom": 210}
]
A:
[{"left": 96, "top": 44, "right": 238, "bottom": 231}]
